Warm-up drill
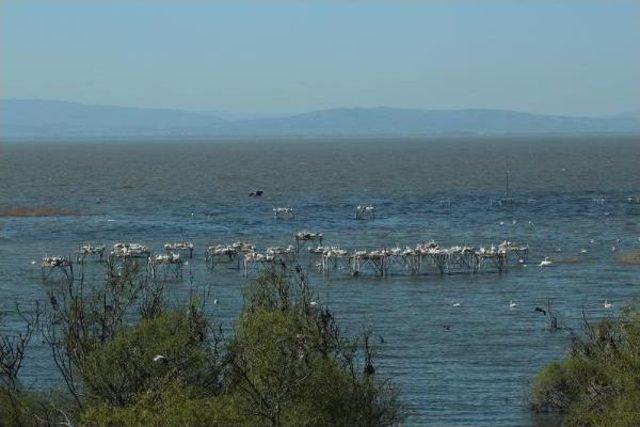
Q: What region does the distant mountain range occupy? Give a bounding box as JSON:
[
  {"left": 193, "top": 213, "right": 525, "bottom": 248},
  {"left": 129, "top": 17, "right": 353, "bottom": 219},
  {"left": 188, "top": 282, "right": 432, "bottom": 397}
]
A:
[{"left": 1, "top": 99, "right": 639, "bottom": 140}]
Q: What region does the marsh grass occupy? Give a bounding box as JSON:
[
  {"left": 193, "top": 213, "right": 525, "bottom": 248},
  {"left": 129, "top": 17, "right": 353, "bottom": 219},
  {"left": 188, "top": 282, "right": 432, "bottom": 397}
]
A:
[
  {"left": 0, "top": 207, "right": 81, "bottom": 217},
  {"left": 615, "top": 251, "right": 640, "bottom": 265}
]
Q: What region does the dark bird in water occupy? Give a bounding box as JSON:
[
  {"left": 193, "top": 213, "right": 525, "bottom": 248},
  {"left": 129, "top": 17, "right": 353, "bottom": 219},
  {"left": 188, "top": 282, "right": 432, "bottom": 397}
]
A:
[
  {"left": 49, "top": 295, "right": 59, "bottom": 311},
  {"left": 443, "top": 324, "right": 451, "bottom": 331},
  {"left": 534, "top": 307, "right": 547, "bottom": 315},
  {"left": 249, "top": 190, "right": 264, "bottom": 197},
  {"left": 378, "top": 335, "right": 385, "bottom": 344}
]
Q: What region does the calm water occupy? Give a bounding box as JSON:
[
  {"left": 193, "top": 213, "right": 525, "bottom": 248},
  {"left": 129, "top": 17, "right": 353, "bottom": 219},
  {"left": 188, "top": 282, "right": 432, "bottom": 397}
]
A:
[{"left": 1, "top": 136, "right": 640, "bottom": 426}]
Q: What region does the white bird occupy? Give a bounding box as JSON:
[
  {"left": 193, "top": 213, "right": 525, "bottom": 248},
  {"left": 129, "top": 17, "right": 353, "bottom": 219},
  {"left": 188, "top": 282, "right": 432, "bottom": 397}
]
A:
[
  {"left": 452, "top": 302, "right": 462, "bottom": 308},
  {"left": 309, "top": 301, "right": 318, "bottom": 307},
  {"left": 604, "top": 300, "right": 612, "bottom": 310},
  {"left": 580, "top": 249, "right": 588, "bottom": 254},
  {"left": 213, "top": 299, "right": 219, "bottom": 305},
  {"left": 539, "top": 257, "right": 552, "bottom": 267},
  {"left": 30, "top": 260, "right": 36, "bottom": 265},
  {"left": 589, "top": 239, "right": 595, "bottom": 244},
  {"left": 509, "top": 300, "right": 517, "bottom": 309},
  {"left": 499, "top": 221, "right": 505, "bottom": 226},
  {"left": 152, "top": 355, "right": 167, "bottom": 363}
]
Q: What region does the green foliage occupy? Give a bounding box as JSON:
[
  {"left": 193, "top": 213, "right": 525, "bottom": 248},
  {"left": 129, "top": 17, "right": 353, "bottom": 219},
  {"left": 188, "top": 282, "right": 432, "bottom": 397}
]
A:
[
  {"left": 229, "top": 270, "right": 404, "bottom": 426},
  {"left": 81, "top": 381, "right": 247, "bottom": 426},
  {"left": 0, "top": 388, "right": 75, "bottom": 426},
  {"left": 531, "top": 308, "right": 640, "bottom": 426},
  {"left": 0, "top": 388, "right": 38, "bottom": 426},
  {"left": 2, "top": 269, "right": 404, "bottom": 426},
  {"left": 79, "top": 309, "right": 221, "bottom": 407}
]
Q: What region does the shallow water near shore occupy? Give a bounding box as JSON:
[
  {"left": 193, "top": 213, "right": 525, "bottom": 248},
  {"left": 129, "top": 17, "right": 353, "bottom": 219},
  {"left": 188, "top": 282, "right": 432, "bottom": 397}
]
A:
[{"left": 1, "top": 135, "right": 640, "bottom": 426}]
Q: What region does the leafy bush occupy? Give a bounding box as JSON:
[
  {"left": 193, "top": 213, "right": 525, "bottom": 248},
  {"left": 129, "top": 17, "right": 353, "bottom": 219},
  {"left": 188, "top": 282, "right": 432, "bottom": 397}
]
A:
[
  {"left": 81, "top": 381, "right": 246, "bottom": 426},
  {"left": 531, "top": 308, "right": 640, "bottom": 426},
  {"left": 79, "top": 309, "right": 221, "bottom": 406},
  {"left": 229, "top": 271, "right": 403, "bottom": 426},
  {"left": 25, "top": 268, "right": 405, "bottom": 426},
  {"left": 0, "top": 389, "right": 76, "bottom": 427}
]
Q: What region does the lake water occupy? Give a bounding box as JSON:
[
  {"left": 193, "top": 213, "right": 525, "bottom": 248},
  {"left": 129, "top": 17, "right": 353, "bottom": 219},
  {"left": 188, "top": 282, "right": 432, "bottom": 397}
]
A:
[{"left": 1, "top": 135, "right": 640, "bottom": 425}]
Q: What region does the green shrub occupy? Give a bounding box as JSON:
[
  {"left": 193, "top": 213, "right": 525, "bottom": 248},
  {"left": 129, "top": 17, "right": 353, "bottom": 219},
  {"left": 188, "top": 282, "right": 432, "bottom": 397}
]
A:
[
  {"left": 228, "top": 271, "right": 404, "bottom": 426},
  {"left": 3, "top": 269, "right": 404, "bottom": 426},
  {"left": 531, "top": 308, "right": 640, "bottom": 426},
  {"left": 79, "top": 309, "right": 220, "bottom": 407},
  {"left": 0, "top": 388, "right": 75, "bottom": 426},
  {"left": 81, "top": 381, "right": 247, "bottom": 426}
]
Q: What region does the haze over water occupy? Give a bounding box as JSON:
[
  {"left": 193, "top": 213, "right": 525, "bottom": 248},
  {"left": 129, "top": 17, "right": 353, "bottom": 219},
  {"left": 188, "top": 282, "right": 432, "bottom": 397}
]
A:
[{"left": 1, "top": 135, "right": 640, "bottom": 425}]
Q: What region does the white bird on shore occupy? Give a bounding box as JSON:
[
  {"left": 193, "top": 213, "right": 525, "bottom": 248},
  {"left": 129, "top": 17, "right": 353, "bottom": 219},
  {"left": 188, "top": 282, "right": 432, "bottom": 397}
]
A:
[
  {"left": 153, "top": 355, "right": 167, "bottom": 363},
  {"left": 509, "top": 300, "right": 517, "bottom": 309},
  {"left": 539, "top": 257, "right": 552, "bottom": 267},
  {"left": 604, "top": 300, "right": 612, "bottom": 310}
]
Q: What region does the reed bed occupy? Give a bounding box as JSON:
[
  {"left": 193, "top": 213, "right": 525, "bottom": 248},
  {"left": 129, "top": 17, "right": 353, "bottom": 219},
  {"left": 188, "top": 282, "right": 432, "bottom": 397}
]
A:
[
  {"left": 0, "top": 206, "right": 81, "bottom": 217},
  {"left": 615, "top": 251, "right": 640, "bottom": 265}
]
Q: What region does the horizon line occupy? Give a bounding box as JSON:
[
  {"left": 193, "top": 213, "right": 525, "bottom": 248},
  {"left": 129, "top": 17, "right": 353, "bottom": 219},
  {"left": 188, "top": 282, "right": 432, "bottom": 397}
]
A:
[{"left": 3, "top": 97, "right": 636, "bottom": 120}]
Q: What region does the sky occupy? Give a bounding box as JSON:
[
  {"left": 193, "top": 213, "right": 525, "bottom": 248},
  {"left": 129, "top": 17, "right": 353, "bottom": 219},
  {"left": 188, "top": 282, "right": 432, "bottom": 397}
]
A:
[{"left": 1, "top": 1, "right": 639, "bottom": 116}]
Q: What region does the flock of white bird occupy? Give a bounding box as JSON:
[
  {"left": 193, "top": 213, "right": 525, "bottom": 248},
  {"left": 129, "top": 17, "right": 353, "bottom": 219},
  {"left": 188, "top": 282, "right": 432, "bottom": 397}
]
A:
[
  {"left": 272, "top": 204, "right": 377, "bottom": 220},
  {"left": 37, "top": 194, "right": 639, "bottom": 317},
  {"left": 449, "top": 299, "right": 613, "bottom": 311}
]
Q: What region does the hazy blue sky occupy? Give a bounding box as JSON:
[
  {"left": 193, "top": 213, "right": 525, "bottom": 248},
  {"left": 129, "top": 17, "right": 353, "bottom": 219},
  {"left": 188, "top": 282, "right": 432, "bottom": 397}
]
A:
[{"left": 1, "top": 1, "right": 639, "bottom": 116}]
